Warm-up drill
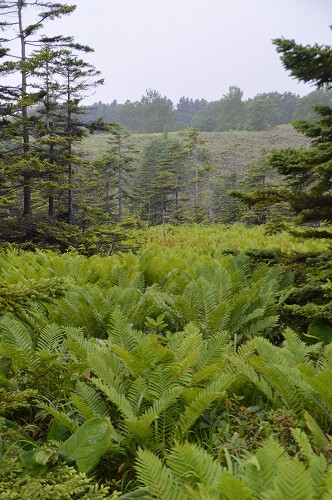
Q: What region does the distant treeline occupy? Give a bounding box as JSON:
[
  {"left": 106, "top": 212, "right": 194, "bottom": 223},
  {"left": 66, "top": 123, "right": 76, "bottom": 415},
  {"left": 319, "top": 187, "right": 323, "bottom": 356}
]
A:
[{"left": 83, "top": 86, "right": 332, "bottom": 133}]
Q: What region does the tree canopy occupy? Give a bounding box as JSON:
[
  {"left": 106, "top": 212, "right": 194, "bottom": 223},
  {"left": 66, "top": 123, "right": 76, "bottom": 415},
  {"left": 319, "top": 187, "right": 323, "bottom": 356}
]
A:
[{"left": 232, "top": 27, "right": 332, "bottom": 238}]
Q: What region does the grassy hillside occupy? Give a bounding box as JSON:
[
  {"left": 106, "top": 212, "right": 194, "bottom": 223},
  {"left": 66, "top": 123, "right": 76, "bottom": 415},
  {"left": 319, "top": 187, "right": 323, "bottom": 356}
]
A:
[{"left": 80, "top": 124, "right": 309, "bottom": 174}]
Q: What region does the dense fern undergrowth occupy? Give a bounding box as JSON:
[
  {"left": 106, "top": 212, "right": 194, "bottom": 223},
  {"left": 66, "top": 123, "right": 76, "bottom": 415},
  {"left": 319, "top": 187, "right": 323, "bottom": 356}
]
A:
[{"left": 0, "top": 226, "right": 332, "bottom": 498}]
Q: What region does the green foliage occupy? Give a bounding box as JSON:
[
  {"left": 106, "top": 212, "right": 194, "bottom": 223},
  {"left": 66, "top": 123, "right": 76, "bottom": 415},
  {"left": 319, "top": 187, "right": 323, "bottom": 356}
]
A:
[
  {"left": 0, "top": 228, "right": 332, "bottom": 495},
  {"left": 0, "top": 277, "right": 67, "bottom": 315},
  {"left": 0, "top": 458, "right": 111, "bottom": 499},
  {"left": 132, "top": 436, "right": 332, "bottom": 499},
  {"left": 232, "top": 30, "right": 332, "bottom": 238},
  {"left": 59, "top": 417, "right": 115, "bottom": 474}
]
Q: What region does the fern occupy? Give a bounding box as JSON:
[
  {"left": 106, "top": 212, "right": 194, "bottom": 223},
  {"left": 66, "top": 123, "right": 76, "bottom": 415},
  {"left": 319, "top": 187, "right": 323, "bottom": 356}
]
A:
[
  {"left": 146, "top": 368, "right": 177, "bottom": 400},
  {"left": 108, "top": 308, "right": 144, "bottom": 351},
  {"left": 38, "top": 402, "right": 78, "bottom": 432},
  {"left": 135, "top": 448, "right": 186, "bottom": 500},
  {"left": 282, "top": 328, "right": 312, "bottom": 365},
  {"left": 172, "top": 323, "right": 203, "bottom": 362},
  {"left": 267, "top": 459, "right": 314, "bottom": 500},
  {"left": 175, "top": 390, "right": 221, "bottom": 440},
  {"left": 0, "top": 316, "right": 33, "bottom": 350},
  {"left": 142, "top": 386, "right": 183, "bottom": 419},
  {"left": 230, "top": 356, "right": 277, "bottom": 404},
  {"left": 36, "top": 324, "right": 64, "bottom": 352},
  {"left": 87, "top": 352, "right": 128, "bottom": 399},
  {"left": 291, "top": 428, "right": 327, "bottom": 494},
  {"left": 92, "top": 378, "right": 136, "bottom": 421},
  {"left": 240, "top": 438, "right": 286, "bottom": 496},
  {"left": 70, "top": 381, "right": 110, "bottom": 420},
  {"left": 126, "top": 376, "right": 149, "bottom": 414},
  {"left": 299, "top": 364, "right": 332, "bottom": 416}
]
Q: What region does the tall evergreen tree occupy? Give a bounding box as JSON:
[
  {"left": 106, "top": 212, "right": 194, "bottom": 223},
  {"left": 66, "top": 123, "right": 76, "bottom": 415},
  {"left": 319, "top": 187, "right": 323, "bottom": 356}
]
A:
[
  {"left": 231, "top": 28, "right": 332, "bottom": 238},
  {"left": 93, "top": 123, "right": 138, "bottom": 218},
  {"left": 0, "top": 1, "right": 76, "bottom": 216},
  {"left": 52, "top": 50, "right": 103, "bottom": 224}
]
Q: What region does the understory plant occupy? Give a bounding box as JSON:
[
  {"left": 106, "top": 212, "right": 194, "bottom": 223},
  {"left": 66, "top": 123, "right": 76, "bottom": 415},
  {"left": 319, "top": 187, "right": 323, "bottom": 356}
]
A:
[{"left": 0, "top": 241, "right": 331, "bottom": 496}]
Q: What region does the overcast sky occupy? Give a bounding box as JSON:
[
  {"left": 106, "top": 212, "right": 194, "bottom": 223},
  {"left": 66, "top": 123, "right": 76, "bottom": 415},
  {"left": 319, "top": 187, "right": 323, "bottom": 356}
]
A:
[{"left": 22, "top": 0, "right": 332, "bottom": 104}]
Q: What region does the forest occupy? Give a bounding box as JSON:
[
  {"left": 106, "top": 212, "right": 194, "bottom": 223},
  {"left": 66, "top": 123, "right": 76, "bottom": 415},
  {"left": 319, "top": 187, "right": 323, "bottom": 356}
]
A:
[
  {"left": 0, "top": 1, "right": 332, "bottom": 499},
  {"left": 84, "top": 87, "right": 332, "bottom": 134}
]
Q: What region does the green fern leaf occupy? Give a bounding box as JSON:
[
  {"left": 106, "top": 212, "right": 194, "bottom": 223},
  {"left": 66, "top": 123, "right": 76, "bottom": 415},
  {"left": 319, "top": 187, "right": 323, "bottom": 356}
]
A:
[
  {"left": 230, "top": 357, "right": 277, "bottom": 404},
  {"left": 36, "top": 324, "right": 64, "bottom": 352},
  {"left": 109, "top": 308, "right": 143, "bottom": 351},
  {"left": 167, "top": 441, "right": 224, "bottom": 489},
  {"left": 87, "top": 350, "right": 126, "bottom": 393},
  {"left": 143, "top": 386, "right": 183, "bottom": 419},
  {"left": 135, "top": 448, "right": 185, "bottom": 500},
  {"left": 282, "top": 328, "right": 311, "bottom": 365},
  {"left": 38, "top": 402, "right": 78, "bottom": 432},
  {"left": 92, "top": 378, "right": 136, "bottom": 421},
  {"left": 291, "top": 428, "right": 327, "bottom": 493},
  {"left": 71, "top": 381, "right": 110, "bottom": 420},
  {"left": 172, "top": 322, "right": 203, "bottom": 362},
  {"left": 267, "top": 460, "right": 314, "bottom": 500},
  {"left": 126, "top": 415, "right": 155, "bottom": 445},
  {"left": 0, "top": 316, "right": 33, "bottom": 350},
  {"left": 175, "top": 390, "right": 221, "bottom": 440},
  {"left": 241, "top": 438, "right": 286, "bottom": 496}
]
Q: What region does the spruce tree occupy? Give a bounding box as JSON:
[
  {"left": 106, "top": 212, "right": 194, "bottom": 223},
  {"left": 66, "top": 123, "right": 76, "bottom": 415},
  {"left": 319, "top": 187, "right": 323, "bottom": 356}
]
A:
[
  {"left": 93, "top": 123, "right": 138, "bottom": 218},
  {"left": 231, "top": 28, "right": 332, "bottom": 238},
  {"left": 0, "top": 1, "right": 77, "bottom": 217}
]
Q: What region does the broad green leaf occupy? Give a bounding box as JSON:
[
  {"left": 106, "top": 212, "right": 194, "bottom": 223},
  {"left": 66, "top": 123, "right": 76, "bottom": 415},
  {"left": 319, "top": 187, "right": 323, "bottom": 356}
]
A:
[{"left": 59, "top": 416, "right": 114, "bottom": 474}]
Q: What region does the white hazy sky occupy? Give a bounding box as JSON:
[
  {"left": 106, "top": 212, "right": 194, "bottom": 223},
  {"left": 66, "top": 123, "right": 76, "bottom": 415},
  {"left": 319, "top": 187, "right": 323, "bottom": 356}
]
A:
[{"left": 20, "top": 0, "right": 332, "bottom": 104}]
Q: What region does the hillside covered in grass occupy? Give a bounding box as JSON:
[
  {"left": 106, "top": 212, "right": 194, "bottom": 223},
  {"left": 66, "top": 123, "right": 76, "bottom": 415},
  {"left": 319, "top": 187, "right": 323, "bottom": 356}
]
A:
[{"left": 80, "top": 124, "right": 309, "bottom": 174}]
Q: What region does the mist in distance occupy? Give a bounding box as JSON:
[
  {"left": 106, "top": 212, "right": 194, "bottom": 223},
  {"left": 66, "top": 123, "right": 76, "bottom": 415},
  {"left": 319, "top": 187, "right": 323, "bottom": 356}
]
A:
[{"left": 6, "top": 0, "right": 332, "bottom": 104}]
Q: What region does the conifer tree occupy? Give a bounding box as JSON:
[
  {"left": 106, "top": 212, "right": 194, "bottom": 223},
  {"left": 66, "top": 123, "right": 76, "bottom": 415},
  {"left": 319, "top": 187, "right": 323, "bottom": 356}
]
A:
[
  {"left": 0, "top": 1, "right": 77, "bottom": 216},
  {"left": 50, "top": 50, "right": 103, "bottom": 224},
  {"left": 231, "top": 28, "right": 332, "bottom": 237},
  {"left": 93, "top": 123, "right": 138, "bottom": 218}
]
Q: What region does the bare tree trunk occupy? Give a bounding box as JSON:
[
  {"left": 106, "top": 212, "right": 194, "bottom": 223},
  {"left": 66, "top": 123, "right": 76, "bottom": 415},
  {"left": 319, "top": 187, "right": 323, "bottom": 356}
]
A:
[{"left": 18, "top": 0, "right": 32, "bottom": 215}]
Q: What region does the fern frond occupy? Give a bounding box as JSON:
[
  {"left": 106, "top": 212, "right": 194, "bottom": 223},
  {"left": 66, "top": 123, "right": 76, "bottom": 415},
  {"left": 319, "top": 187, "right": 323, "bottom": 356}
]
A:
[
  {"left": 71, "top": 381, "right": 110, "bottom": 420},
  {"left": 147, "top": 367, "right": 177, "bottom": 400},
  {"left": 0, "top": 316, "right": 33, "bottom": 350},
  {"left": 230, "top": 357, "right": 277, "bottom": 404},
  {"left": 126, "top": 415, "right": 155, "bottom": 445},
  {"left": 258, "top": 364, "right": 306, "bottom": 413},
  {"left": 268, "top": 459, "right": 314, "bottom": 500},
  {"left": 175, "top": 391, "right": 221, "bottom": 440},
  {"left": 36, "top": 324, "right": 64, "bottom": 352},
  {"left": 38, "top": 402, "right": 78, "bottom": 432},
  {"left": 246, "top": 337, "right": 286, "bottom": 366},
  {"left": 127, "top": 376, "right": 149, "bottom": 414},
  {"left": 143, "top": 386, "right": 182, "bottom": 419},
  {"left": 291, "top": 428, "right": 327, "bottom": 493},
  {"left": 240, "top": 438, "right": 286, "bottom": 496},
  {"left": 321, "top": 342, "right": 332, "bottom": 370},
  {"left": 111, "top": 344, "right": 139, "bottom": 377},
  {"left": 172, "top": 322, "right": 203, "bottom": 362},
  {"left": 135, "top": 448, "right": 185, "bottom": 500},
  {"left": 87, "top": 350, "right": 126, "bottom": 392},
  {"left": 282, "top": 328, "right": 312, "bottom": 365},
  {"left": 299, "top": 365, "right": 332, "bottom": 416},
  {"left": 92, "top": 378, "right": 136, "bottom": 421},
  {"left": 64, "top": 326, "right": 95, "bottom": 353},
  {"left": 108, "top": 308, "right": 143, "bottom": 351},
  {"left": 167, "top": 441, "right": 224, "bottom": 489}
]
